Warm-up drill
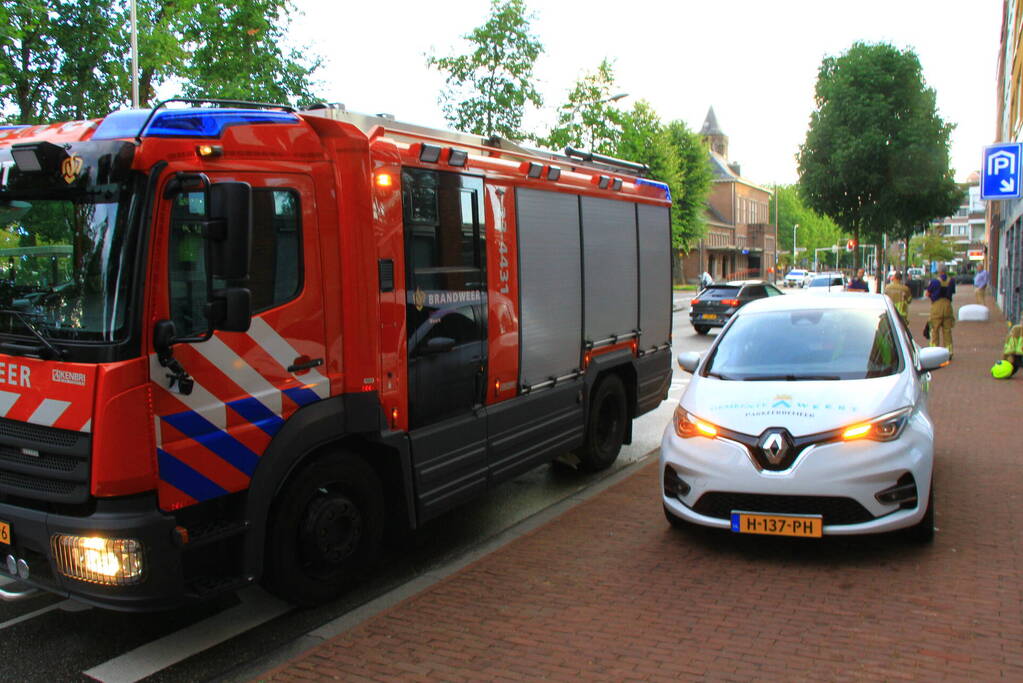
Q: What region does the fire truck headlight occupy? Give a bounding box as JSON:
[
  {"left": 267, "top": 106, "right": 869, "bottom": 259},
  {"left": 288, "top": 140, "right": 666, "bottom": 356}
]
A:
[{"left": 50, "top": 535, "right": 144, "bottom": 586}]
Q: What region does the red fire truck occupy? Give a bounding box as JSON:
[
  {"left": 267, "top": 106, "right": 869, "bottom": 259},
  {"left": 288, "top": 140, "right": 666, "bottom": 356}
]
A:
[{"left": 0, "top": 100, "right": 672, "bottom": 609}]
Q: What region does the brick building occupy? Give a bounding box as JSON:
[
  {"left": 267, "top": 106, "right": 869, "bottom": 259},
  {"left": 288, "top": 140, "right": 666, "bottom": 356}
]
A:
[
  {"left": 682, "top": 107, "right": 777, "bottom": 283},
  {"left": 990, "top": 0, "right": 1023, "bottom": 324}
]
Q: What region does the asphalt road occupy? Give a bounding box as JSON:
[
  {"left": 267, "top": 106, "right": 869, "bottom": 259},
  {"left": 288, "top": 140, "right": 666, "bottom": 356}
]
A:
[{"left": 0, "top": 305, "right": 709, "bottom": 683}]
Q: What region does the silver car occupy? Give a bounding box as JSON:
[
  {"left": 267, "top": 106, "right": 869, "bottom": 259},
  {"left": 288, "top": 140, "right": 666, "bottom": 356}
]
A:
[{"left": 661, "top": 293, "right": 948, "bottom": 541}]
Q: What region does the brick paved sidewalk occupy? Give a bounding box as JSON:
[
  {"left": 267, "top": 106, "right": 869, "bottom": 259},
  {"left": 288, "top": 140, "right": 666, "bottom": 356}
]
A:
[{"left": 256, "top": 294, "right": 1023, "bottom": 682}]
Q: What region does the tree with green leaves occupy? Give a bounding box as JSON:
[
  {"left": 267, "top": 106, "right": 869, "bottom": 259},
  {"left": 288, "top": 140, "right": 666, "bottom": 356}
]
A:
[
  {"left": 426, "top": 0, "right": 542, "bottom": 140},
  {"left": 0, "top": 0, "right": 319, "bottom": 124},
  {"left": 542, "top": 58, "right": 625, "bottom": 154},
  {"left": 771, "top": 185, "right": 844, "bottom": 269},
  {"left": 663, "top": 120, "right": 711, "bottom": 251},
  {"left": 910, "top": 227, "right": 956, "bottom": 265},
  {"left": 798, "top": 42, "right": 958, "bottom": 272}
]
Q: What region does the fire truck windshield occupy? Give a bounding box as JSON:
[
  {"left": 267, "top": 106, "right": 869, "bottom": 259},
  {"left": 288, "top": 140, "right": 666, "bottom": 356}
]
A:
[{"left": 0, "top": 188, "right": 136, "bottom": 343}]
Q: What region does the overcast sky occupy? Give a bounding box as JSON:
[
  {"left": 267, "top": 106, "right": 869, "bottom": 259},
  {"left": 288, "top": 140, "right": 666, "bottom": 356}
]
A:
[{"left": 292, "top": 0, "right": 1002, "bottom": 185}]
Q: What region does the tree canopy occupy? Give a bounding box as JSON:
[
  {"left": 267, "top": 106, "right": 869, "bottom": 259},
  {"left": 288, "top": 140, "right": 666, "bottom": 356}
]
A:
[
  {"left": 771, "top": 185, "right": 844, "bottom": 269},
  {"left": 0, "top": 0, "right": 320, "bottom": 124},
  {"left": 798, "top": 42, "right": 959, "bottom": 267},
  {"left": 541, "top": 58, "right": 624, "bottom": 154},
  {"left": 426, "top": 0, "right": 543, "bottom": 140}
]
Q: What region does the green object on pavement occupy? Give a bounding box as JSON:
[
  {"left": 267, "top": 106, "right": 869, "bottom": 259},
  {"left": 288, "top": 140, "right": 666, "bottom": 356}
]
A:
[{"left": 991, "top": 360, "right": 1013, "bottom": 379}]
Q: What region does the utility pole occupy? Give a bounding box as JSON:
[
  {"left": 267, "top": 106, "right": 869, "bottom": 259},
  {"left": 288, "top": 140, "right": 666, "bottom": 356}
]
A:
[{"left": 130, "top": 0, "right": 139, "bottom": 108}]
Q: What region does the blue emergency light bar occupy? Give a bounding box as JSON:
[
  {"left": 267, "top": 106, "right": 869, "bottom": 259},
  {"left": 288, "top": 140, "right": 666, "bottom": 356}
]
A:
[
  {"left": 93, "top": 108, "right": 299, "bottom": 141},
  {"left": 635, "top": 177, "right": 672, "bottom": 201}
]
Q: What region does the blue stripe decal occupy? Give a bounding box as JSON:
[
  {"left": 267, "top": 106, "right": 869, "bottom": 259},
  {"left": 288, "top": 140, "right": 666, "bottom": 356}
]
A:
[
  {"left": 157, "top": 449, "right": 229, "bottom": 502},
  {"left": 284, "top": 387, "right": 321, "bottom": 407},
  {"left": 162, "top": 411, "right": 261, "bottom": 476},
  {"left": 227, "top": 397, "right": 285, "bottom": 437}
]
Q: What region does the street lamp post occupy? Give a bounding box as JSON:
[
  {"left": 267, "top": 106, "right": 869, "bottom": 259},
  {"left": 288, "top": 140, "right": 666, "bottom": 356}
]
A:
[{"left": 792, "top": 223, "right": 799, "bottom": 268}]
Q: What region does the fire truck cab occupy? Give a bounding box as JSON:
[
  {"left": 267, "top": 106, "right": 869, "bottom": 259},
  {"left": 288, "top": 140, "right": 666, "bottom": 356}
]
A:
[{"left": 0, "top": 100, "right": 672, "bottom": 609}]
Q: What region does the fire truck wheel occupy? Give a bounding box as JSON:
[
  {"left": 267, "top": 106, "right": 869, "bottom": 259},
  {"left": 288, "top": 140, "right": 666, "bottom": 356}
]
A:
[
  {"left": 263, "top": 454, "right": 385, "bottom": 606},
  {"left": 578, "top": 373, "right": 628, "bottom": 472}
]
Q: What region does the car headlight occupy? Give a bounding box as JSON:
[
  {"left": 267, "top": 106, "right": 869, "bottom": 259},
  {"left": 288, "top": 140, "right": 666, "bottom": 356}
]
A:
[
  {"left": 673, "top": 405, "right": 719, "bottom": 439},
  {"left": 841, "top": 407, "right": 913, "bottom": 442}
]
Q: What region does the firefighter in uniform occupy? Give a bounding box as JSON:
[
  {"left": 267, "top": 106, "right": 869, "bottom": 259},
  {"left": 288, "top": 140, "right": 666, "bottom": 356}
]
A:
[
  {"left": 926, "top": 266, "right": 956, "bottom": 357},
  {"left": 884, "top": 271, "right": 912, "bottom": 327},
  {"left": 1003, "top": 319, "right": 1023, "bottom": 377}
]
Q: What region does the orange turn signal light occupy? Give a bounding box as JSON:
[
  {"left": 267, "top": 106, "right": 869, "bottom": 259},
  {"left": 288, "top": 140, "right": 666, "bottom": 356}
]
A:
[
  {"left": 842, "top": 424, "right": 872, "bottom": 440},
  {"left": 375, "top": 172, "right": 393, "bottom": 187}
]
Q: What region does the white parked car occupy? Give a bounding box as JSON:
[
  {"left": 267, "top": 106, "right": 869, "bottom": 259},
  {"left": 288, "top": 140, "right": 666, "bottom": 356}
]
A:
[
  {"left": 783, "top": 269, "right": 807, "bottom": 287},
  {"left": 805, "top": 273, "right": 846, "bottom": 292},
  {"left": 661, "top": 293, "right": 948, "bottom": 541}
]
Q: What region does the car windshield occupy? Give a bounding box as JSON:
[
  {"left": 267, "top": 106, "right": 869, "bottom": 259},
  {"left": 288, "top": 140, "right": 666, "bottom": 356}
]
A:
[
  {"left": 699, "top": 286, "right": 740, "bottom": 299},
  {"left": 0, "top": 190, "right": 136, "bottom": 342},
  {"left": 703, "top": 307, "right": 902, "bottom": 380}
]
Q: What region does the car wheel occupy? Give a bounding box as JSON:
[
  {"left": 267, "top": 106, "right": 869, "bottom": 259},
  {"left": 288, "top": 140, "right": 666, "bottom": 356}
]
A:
[
  {"left": 577, "top": 374, "right": 628, "bottom": 472},
  {"left": 905, "top": 482, "right": 935, "bottom": 544},
  {"left": 664, "top": 504, "right": 686, "bottom": 529},
  {"left": 694, "top": 326, "right": 709, "bottom": 335},
  {"left": 263, "top": 454, "right": 385, "bottom": 605}
]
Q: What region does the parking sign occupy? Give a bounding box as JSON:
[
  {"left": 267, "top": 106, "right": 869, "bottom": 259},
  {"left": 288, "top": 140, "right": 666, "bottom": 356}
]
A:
[{"left": 982, "top": 143, "right": 1023, "bottom": 200}]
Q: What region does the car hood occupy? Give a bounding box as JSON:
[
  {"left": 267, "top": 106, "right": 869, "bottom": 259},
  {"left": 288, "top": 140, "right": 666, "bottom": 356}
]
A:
[{"left": 682, "top": 373, "right": 914, "bottom": 438}]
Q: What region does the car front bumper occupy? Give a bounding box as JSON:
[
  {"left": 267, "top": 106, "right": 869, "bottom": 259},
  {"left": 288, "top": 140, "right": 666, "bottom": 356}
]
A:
[{"left": 659, "top": 413, "right": 934, "bottom": 536}]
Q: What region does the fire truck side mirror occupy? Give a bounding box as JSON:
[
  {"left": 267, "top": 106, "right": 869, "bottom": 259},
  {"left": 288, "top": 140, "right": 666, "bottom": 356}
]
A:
[
  {"left": 153, "top": 319, "right": 177, "bottom": 355},
  {"left": 207, "top": 182, "right": 252, "bottom": 280},
  {"left": 206, "top": 287, "right": 252, "bottom": 333}
]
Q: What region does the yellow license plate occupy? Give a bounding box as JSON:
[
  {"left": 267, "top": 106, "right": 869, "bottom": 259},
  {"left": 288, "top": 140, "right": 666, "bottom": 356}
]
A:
[
  {"left": 702, "top": 313, "right": 718, "bottom": 320},
  {"left": 730, "top": 511, "right": 822, "bottom": 538},
  {"left": 0, "top": 520, "right": 9, "bottom": 545}
]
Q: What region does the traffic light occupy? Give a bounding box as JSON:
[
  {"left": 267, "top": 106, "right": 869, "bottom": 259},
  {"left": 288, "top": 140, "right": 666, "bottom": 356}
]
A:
[{"left": 846, "top": 238, "right": 858, "bottom": 252}]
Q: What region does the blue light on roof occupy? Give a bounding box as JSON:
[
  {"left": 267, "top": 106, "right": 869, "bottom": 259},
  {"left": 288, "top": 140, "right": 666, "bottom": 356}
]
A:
[
  {"left": 93, "top": 108, "right": 299, "bottom": 141},
  {"left": 636, "top": 177, "right": 672, "bottom": 202},
  {"left": 0, "top": 125, "right": 29, "bottom": 131}
]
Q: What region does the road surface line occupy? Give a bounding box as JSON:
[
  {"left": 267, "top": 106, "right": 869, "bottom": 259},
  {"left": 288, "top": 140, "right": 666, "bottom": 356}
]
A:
[
  {"left": 0, "top": 599, "right": 74, "bottom": 631},
  {"left": 83, "top": 587, "right": 290, "bottom": 683}
]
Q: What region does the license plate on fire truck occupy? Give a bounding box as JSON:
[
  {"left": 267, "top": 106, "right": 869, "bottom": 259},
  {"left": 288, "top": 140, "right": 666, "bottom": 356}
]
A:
[
  {"left": 730, "top": 511, "right": 822, "bottom": 537},
  {"left": 0, "top": 520, "right": 9, "bottom": 545}
]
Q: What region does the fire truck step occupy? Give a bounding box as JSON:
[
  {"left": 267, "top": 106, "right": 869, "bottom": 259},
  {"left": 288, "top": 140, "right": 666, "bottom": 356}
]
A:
[
  {"left": 183, "top": 520, "right": 251, "bottom": 550},
  {"left": 184, "top": 574, "right": 255, "bottom": 600}
]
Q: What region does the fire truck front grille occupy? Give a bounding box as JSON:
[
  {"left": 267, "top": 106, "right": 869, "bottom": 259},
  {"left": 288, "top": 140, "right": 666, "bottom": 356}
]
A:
[{"left": 0, "top": 418, "right": 90, "bottom": 504}]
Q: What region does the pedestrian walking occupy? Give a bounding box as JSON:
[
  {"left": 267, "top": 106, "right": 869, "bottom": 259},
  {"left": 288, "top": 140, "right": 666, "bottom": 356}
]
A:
[
  {"left": 884, "top": 271, "right": 912, "bottom": 326},
  {"left": 926, "top": 266, "right": 956, "bottom": 358},
  {"left": 974, "top": 264, "right": 990, "bottom": 306},
  {"left": 847, "top": 268, "right": 869, "bottom": 292}
]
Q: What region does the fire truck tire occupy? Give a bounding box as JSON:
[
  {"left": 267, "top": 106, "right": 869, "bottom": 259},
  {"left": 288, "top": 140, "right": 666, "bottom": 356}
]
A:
[
  {"left": 263, "top": 453, "right": 385, "bottom": 606},
  {"left": 577, "top": 373, "right": 628, "bottom": 472}
]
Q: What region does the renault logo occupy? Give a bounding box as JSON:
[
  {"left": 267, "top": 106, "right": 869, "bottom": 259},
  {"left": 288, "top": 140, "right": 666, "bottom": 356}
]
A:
[{"left": 759, "top": 429, "right": 790, "bottom": 466}]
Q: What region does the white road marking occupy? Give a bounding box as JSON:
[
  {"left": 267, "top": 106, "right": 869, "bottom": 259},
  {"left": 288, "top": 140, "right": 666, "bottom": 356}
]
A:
[
  {"left": 83, "top": 587, "right": 291, "bottom": 683},
  {"left": 0, "top": 600, "right": 77, "bottom": 631}
]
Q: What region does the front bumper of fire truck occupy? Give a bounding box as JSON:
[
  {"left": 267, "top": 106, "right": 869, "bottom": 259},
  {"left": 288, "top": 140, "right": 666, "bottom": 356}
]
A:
[{"left": 0, "top": 494, "right": 186, "bottom": 611}]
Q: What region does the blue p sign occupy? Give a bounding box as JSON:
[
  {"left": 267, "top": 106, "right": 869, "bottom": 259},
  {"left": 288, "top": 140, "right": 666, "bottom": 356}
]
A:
[{"left": 982, "top": 143, "right": 1023, "bottom": 200}]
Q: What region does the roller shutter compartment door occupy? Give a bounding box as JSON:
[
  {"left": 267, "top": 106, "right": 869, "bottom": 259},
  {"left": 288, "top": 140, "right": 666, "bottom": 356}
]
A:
[
  {"left": 637, "top": 203, "right": 671, "bottom": 349},
  {"left": 581, "top": 196, "right": 638, "bottom": 342},
  {"left": 515, "top": 188, "right": 582, "bottom": 388}
]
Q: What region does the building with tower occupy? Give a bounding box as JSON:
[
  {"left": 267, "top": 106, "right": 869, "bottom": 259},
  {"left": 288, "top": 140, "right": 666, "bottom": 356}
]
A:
[{"left": 683, "top": 107, "right": 777, "bottom": 283}]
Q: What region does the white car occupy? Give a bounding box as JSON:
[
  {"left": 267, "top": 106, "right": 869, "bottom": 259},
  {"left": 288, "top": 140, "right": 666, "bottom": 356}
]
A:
[
  {"left": 800, "top": 271, "right": 817, "bottom": 288},
  {"left": 783, "top": 269, "right": 807, "bottom": 287},
  {"left": 661, "top": 293, "right": 948, "bottom": 541},
  {"left": 805, "top": 273, "right": 845, "bottom": 292}
]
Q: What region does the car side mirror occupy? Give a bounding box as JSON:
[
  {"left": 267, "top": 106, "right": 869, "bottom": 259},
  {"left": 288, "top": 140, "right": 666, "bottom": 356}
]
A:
[
  {"left": 205, "top": 287, "right": 252, "bottom": 332},
  {"left": 153, "top": 319, "right": 177, "bottom": 355},
  {"left": 677, "top": 351, "right": 701, "bottom": 373},
  {"left": 917, "top": 346, "right": 950, "bottom": 372}
]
